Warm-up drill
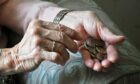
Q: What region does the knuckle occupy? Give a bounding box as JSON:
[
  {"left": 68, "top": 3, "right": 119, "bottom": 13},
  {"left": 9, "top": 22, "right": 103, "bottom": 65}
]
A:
[
  {"left": 34, "top": 37, "right": 42, "bottom": 46},
  {"left": 49, "top": 52, "right": 61, "bottom": 63},
  {"left": 54, "top": 57, "right": 62, "bottom": 64},
  {"left": 29, "top": 19, "right": 40, "bottom": 27},
  {"left": 53, "top": 55, "right": 59, "bottom": 61},
  {"left": 58, "top": 32, "right": 66, "bottom": 41},
  {"left": 35, "top": 56, "right": 42, "bottom": 64},
  {"left": 6, "top": 57, "right": 15, "bottom": 69},
  {"left": 57, "top": 24, "right": 65, "bottom": 31},
  {"left": 57, "top": 43, "right": 65, "bottom": 52},
  {"left": 31, "top": 27, "right": 40, "bottom": 35}
]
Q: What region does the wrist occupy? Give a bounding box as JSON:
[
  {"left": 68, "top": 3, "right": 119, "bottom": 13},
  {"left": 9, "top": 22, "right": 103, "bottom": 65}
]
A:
[{"left": 38, "top": 7, "right": 66, "bottom": 22}]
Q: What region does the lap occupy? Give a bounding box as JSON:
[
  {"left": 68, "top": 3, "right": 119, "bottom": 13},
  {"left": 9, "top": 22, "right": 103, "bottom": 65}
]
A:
[{"left": 25, "top": 51, "right": 140, "bottom": 84}]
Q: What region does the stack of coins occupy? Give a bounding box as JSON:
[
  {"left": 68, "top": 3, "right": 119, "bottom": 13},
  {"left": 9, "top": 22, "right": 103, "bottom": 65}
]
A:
[{"left": 84, "top": 39, "right": 106, "bottom": 61}]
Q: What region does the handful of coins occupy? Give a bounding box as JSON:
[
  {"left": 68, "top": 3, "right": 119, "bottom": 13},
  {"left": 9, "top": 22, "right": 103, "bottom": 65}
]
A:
[{"left": 84, "top": 38, "right": 106, "bottom": 61}]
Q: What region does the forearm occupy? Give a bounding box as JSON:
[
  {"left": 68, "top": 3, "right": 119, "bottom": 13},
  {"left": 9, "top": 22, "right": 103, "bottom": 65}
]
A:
[{"left": 0, "top": 0, "right": 64, "bottom": 34}]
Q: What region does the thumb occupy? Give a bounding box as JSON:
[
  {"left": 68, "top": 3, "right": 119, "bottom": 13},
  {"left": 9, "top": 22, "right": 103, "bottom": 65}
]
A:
[{"left": 98, "top": 26, "right": 125, "bottom": 45}]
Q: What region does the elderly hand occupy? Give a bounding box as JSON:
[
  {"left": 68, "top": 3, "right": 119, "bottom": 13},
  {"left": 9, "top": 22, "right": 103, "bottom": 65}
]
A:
[
  {"left": 1, "top": 0, "right": 124, "bottom": 72},
  {"left": 7, "top": 20, "right": 81, "bottom": 74},
  {"left": 59, "top": 11, "right": 125, "bottom": 71},
  {"left": 40, "top": 9, "right": 125, "bottom": 72}
]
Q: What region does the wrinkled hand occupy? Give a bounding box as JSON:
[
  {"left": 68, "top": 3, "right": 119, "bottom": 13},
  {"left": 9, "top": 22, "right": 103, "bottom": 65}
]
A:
[
  {"left": 59, "top": 11, "right": 125, "bottom": 71},
  {"left": 11, "top": 20, "right": 81, "bottom": 73}
]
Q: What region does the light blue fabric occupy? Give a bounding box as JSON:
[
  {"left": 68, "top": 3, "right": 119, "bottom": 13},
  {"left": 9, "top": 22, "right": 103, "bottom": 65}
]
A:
[{"left": 25, "top": 50, "right": 140, "bottom": 84}]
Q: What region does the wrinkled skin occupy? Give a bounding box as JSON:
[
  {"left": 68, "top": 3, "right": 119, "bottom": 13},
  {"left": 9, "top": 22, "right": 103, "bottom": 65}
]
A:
[
  {"left": 2, "top": 20, "right": 82, "bottom": 74},
  {"left": 0, "top": 0, "right": 125, "bottom": 72},
  {"left": 58, "top": 11, "right": 125, "bottom": 71}
]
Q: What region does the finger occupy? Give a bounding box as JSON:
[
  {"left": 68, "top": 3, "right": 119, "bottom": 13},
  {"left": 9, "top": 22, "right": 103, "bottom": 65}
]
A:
[
  {"left": 97, "top": 25, "right": 125, "bottom": 45},
  {"left": 93, "top": 59, "right": 102, "bottom": 72},
  {"left": 40, "top": 28, "right": 78, "bottom": 52},
  {"left": 101, "top": 59, "right": 112, "bottom": 72},
  {"left": 80, "top": 46, "right": 94, "bottom": 68},
  {"left": 29, "top": 20, "right": 79, "bottom": 52},
  {"left": 40, "top": 39, "right": 70, "bottom": 62},
  {"left": 106, "top": 45, "right": 119, "bottom": 63},
  {"left": 101, "top": 59, "right": 111, "bottom": 68},
  {"left": 28, "top": 19, "right": 42, "bottom": 31},
  {"left": 40, "top": 21, "right": 82, "bottom": 40},
  {"left": 40, "top": 50, "right": 65, "bottom": 65}
]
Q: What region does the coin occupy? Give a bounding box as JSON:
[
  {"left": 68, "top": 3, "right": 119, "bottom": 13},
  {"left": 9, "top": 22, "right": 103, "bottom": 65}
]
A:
[{"left": 84, "top": 38, "right": 106, "bottom": 61}]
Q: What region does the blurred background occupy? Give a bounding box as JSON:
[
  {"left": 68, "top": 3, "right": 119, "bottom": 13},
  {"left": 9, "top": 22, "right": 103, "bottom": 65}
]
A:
[{"left": 94, "top": 0, "right": 140, "bottom": 50}]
